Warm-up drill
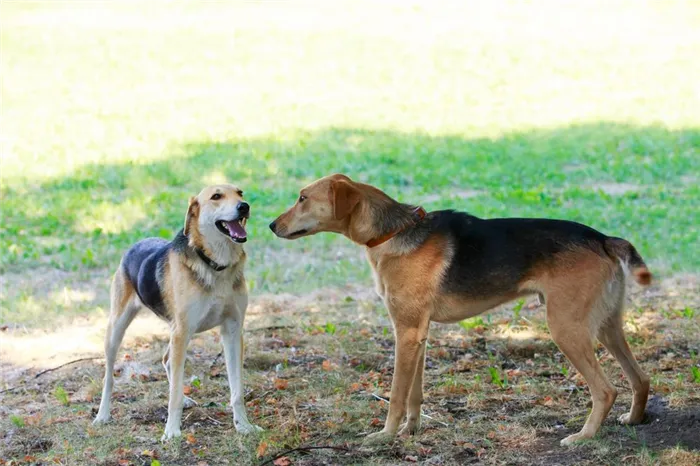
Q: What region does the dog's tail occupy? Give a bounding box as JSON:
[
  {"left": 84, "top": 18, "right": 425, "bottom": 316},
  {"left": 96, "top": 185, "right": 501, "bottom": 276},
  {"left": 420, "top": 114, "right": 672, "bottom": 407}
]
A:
[{"left": 605, "top": 237, "right": 652, "bottom": 285}]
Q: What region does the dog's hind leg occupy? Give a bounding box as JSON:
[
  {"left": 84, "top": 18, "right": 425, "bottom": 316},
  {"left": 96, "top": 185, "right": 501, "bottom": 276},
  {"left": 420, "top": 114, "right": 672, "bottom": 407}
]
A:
[
  {"left": 162, "top": 345, "right": 197, "bottom": 409},
  {"left": 94, "top": 267, "right": 140, "bottom": 424},
  {"left": 598, "top": 312, "right": 649, "bottom": 425},
  {"left": 546, "top": 294, "right": 617, "bottom": 446}
]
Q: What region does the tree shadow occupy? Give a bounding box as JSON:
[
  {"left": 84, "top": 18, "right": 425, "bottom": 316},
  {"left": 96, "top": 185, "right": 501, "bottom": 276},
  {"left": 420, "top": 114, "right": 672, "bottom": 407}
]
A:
[{"left": 2, "top": 123, "right": 698, "bottom": 294}]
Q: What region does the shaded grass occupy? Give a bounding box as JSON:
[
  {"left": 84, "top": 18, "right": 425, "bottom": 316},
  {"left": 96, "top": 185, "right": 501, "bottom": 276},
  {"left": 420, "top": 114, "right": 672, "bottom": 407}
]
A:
[{"left": 1, "top": 281, "right": 699, "bottom": 465}]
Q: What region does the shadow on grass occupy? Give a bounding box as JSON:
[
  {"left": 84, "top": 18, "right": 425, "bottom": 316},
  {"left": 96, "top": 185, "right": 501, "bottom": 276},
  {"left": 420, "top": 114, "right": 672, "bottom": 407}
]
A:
[{"left": 2, "top": 123, "right": 698, "bottom": 294}]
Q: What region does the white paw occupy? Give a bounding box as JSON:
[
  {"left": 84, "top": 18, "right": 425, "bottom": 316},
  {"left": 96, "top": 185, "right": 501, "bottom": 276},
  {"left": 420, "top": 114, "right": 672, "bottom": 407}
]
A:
[
  {"left": 235, "top": 421, "right": 263, "bottom": 434},
  {"left": 618, "top": 412, "right": 643, "bottom": 425},
  {"left": 92, "top": 414, "right": 111, "bottom": 425},
  {"left": 161, "top": 428, "right": 182, "bottom": 442},
  {"left": 560, "top": 431, "right": 592, "bottom": 446},
  {"left": 397, "top": 419, "right": 420, "bottom": 436},
  {"left": 362, "top": 430, "right": 396, "bottom": 446},
  {"left": 183, "top": 396, "right": 198, "bottom": 409}
]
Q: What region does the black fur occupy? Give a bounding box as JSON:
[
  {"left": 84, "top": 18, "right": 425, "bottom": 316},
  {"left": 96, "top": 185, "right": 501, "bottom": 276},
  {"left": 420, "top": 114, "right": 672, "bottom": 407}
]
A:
[
  {"left": 121, "top": 230, "right": 189, "bottom": 320},
  {"left": 398, "top": 210, "right": 610, "bottom": 298}
]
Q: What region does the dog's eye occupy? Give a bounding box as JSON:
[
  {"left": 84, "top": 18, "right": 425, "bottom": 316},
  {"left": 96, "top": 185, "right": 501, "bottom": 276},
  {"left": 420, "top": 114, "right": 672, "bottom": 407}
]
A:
[
  {"left": 211, "top": 193, "right": 222, "bottom": 200},
  {"left": 298, "top": 195, "right": 306, "bottom": 203},
  {"left": 237, "top": 190, "right": 243, "bottom": 197}
]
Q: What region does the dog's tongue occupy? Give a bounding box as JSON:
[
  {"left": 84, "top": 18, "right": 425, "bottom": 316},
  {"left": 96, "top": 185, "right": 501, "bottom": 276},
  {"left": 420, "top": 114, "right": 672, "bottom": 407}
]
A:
[{"left": 224, "top": 220, "right": 247, "bottom": 239}]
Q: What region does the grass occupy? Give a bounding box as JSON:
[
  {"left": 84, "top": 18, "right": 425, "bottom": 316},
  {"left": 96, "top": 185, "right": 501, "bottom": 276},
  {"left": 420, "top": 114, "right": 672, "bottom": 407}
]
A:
[
  {"left": 1, "top": 1, "right": 699, "bottom": 326},
  {"left": 1, "top": 1, "right": 699, "bottom": 465},
  {"left": 1, "top": 283, "right": 698, "bottom": 465}
]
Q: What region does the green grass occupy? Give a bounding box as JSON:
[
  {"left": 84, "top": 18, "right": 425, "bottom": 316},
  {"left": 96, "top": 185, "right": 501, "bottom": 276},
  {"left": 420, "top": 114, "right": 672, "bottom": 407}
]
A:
[{"left": 1, "top": 0, "right": 699, "bottom": 326}]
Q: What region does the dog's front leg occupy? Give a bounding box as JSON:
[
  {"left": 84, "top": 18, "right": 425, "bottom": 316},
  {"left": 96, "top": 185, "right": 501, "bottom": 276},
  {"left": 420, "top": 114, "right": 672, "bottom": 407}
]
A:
[
  {"left": 162, "top": 328, "right": 189, "bottom": 441},
  {"left": 364, "top": 319, "right": 428, "bottom": 445},
  {"left": 222, "top": 319, "right": 261, "bottom": 434}
]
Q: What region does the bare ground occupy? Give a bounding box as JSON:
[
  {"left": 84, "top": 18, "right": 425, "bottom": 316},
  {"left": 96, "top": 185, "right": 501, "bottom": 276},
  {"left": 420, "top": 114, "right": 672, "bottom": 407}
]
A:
[{"left": 1, "top": 275, "right": 699, "bottom": 465}]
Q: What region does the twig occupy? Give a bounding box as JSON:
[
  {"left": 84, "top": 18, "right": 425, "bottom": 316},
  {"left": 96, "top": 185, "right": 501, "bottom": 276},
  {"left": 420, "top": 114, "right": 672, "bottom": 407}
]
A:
[
  {"left": 371, "top": 393, "right": 449, "bottom": 427},
  {"left": 259, "top": 446, "right": 350, "bottom": 466},
  {"left": 211, "top": 351, "right": 223, "bottom": 367},
  {"left": 0, "top": 386, "right": 20, "bottom": 395},
  {"left": 34, "top": 357, "right": 101, "bottom": 379}
]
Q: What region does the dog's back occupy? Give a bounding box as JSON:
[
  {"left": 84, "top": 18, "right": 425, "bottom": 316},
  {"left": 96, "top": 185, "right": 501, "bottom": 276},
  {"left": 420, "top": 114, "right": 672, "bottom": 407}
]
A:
[
  {"left": 423, "top": 211, "right": 649, "bottom": 298},
  {"left": 121, "top": 237, "right": 170, "bottom": 319}
]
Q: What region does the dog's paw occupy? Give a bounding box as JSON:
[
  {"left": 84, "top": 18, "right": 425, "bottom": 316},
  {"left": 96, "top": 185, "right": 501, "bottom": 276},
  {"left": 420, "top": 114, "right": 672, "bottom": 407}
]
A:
[
  {"left": 362, "top": 430, "right": 396, "bottom": 446},
  {"left": 183, "top": 396, "right": 198, "bottom": 410},
  {"left": 397, "top": 419, "right": 420, "bottom": 436},
  {"left": 235, "top": 421, "right": 263, "bottom": 434},
  {"left": 92, "top": 415, "right": 111, "bottom": 425},
  {"left": 618, "top": 412, "right": 643, "bottom": 425},
  {"left": 560, "top": 431, "right": 593, "bottom": 446},
  {"left": 160, "top": 428, "right": 182, "bottom": 442}
]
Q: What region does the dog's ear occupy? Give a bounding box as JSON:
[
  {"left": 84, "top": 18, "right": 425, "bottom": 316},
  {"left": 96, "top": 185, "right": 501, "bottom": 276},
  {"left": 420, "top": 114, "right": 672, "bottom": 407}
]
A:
[
  {"left": 184, "top": 196, "right": 200, "bottom": 236},
  {"left": 331, "top": 179, "right": 360, "bottom": 220}
]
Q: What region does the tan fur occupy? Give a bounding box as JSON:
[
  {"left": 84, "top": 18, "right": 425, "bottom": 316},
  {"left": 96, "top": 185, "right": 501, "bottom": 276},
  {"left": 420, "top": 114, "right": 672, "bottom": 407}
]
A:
[
  {"left": 272, "top": 174, "right": 651, "bottom": 446},
  {"left": 94, "top": 185, "right": 261, "bottom": 440}
]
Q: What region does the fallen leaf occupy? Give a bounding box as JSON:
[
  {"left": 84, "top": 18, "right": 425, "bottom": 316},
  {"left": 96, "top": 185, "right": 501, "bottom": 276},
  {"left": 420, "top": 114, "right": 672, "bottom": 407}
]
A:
[
  {"left": 257, "top": 440, "right": 269, "bottom": 458},
  {"left": 487, "top": 431, "right": 496, "bottom": 439},
  {"left": 322, "top": 360, "right": 332, "bottom": 371},
  {"left": 186, "top": 433, "right": 196, "bottom": 444},
  {"left": 274, "top": 378, "right": 289, "bottom": 390},
  {"left": 349, "top": 383, "right": 361, "bottom": 392},
  {"left": 273, "top": 457, "right": 292, "bottom": 466},
  {"left": 370, "top": 417, "right": 381, "bottom": 427},
  {"left": 405, "top": 455, "right": 418, "bottom": 462},
  {"left": 123, "top": 353, "right": 132, "bottom": 361},
  {"left": 118, "top": 460, "right": 130, "bottom": 466},
  {"left": 183, "top": 385, "right": 193, "bottom": 395},
  {"left": 141, "top": 449, "right": 155, "bottom": 457}
]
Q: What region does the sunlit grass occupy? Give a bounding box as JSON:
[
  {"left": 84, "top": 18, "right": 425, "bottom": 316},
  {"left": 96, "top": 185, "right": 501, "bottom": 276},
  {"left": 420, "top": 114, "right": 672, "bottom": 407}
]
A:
[{"left": 1, "top": 1, "right": 699, "bottom": 324}]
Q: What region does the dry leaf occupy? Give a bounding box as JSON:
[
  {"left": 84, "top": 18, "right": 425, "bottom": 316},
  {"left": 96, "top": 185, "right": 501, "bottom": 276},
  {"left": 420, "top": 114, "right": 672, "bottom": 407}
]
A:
[
  {"left": 273, "top": 457, "right": 292, "bottom": 466},
  {"left": 274, "top": 378, "right": 289, "bottom": 390},
  {"left": 141, "top": 449, "right": 155, "bottom": 457},
  {"left": 322, "top": 360, "right": 333, "bottom": 371},
  {"left": 183, "top": 385, "right": 193, "bottom": 395},
  {"left": 123, "top": 353, "right": 132, "bottom": 361},
  {"left": 405, "top": 455, "right": 418, "bottom": 462},
  {"left": 256, "top": 440, "right": 269, "bottom": 458},
  {"left": 370, "top": 418, "right": 381, "bottom": 426},
  {"left": 186, "top": 433, "right": 196, "bottom": 445}
]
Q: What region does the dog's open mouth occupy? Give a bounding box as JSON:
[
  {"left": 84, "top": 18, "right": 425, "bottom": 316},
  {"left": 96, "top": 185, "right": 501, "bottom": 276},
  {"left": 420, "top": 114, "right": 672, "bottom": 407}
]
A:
[
  {"left": 288, "top": 229, "right": 308, "bottom": 238},
  {"left": 216, "top": 218, "right": 248, "bottom": 243}
]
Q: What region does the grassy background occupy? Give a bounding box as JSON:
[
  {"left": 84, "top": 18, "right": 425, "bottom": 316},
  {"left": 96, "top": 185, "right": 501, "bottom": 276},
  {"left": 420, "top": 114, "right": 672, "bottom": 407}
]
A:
[
  {"left": 1, "top": 2, "right": 700, "bottom": 465},
  {"left": 2, "top": 2, "right": 699, "bottom": 325}
]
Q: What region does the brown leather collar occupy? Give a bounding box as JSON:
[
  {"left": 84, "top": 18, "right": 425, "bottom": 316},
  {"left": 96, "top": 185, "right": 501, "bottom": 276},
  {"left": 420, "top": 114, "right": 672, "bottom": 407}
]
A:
[{"left": 365, "top": 206, "right": 427, "bottom": 248}]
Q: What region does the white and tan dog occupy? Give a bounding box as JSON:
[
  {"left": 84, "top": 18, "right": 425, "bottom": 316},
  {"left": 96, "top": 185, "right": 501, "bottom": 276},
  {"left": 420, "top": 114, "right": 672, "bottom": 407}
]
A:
[{"left": 93, "top": 184, "right": 261, "bottom": 440}]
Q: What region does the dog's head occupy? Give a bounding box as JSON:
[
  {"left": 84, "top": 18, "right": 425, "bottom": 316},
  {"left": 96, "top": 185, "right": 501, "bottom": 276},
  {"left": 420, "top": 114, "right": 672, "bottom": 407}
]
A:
[
  {"left": 269, "top": 174, "right": 360, "bottom": 239},
  {"left": 185, "top": 184, "right": 249, "bottom": 245}
]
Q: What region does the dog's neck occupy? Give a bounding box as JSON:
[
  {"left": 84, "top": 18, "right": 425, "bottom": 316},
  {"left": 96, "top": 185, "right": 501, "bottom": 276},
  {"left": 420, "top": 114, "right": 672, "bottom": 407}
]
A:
[
  {"left": 175, "top": 229, "right": 244, "bottom": 286},
  {"left": 345, "top": 190, "right": 419, "bottom": 249}
]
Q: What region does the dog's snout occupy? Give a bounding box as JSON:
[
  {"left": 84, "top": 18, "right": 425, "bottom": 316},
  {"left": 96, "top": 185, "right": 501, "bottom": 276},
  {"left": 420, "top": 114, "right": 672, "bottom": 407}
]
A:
[
  {"left": 269, "top": 221, "right": 277, "bottom": 232},
  {"left": 237, "top": 202, "right": 250, "bottom": 214}
]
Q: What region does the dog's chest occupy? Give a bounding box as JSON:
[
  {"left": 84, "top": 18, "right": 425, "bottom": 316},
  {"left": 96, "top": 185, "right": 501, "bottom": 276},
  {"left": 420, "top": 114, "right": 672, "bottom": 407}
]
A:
[{"left": 188, "top": 282, "right": 246, "bottom": 333}]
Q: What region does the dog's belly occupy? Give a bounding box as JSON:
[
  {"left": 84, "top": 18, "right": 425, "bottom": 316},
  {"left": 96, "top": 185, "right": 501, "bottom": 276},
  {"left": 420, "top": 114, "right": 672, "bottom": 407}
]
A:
[{"left": 431, "top": 294, "right": 518, "bottom": 324}]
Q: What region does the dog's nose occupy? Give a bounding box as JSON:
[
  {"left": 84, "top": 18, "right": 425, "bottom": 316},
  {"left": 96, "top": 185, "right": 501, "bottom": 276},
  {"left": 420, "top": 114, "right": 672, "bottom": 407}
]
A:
[
  {"left": 269, "top": 221, "right": 277, "bottom": 232},
  {"left": 238, "top": 202, "right": 250, "bottom": 214}
]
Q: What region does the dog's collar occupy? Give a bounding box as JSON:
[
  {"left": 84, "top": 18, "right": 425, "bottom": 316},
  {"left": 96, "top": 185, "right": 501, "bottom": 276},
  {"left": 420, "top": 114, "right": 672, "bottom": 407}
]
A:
[
  {"left": 366, "top": 206, "right": 427, "bottom": 248},
  {"left": 195, "top": 248, "right": 228, "bottom": 271}
]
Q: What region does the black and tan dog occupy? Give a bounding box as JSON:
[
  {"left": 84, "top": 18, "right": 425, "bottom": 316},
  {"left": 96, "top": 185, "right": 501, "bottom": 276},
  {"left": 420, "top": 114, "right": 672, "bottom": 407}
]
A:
[
  {"left": 270, "top": 174, "right": 652, "bottom": 446},
  {"left": 93, "top": 185, "right": 261, "bottom": 440}
]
